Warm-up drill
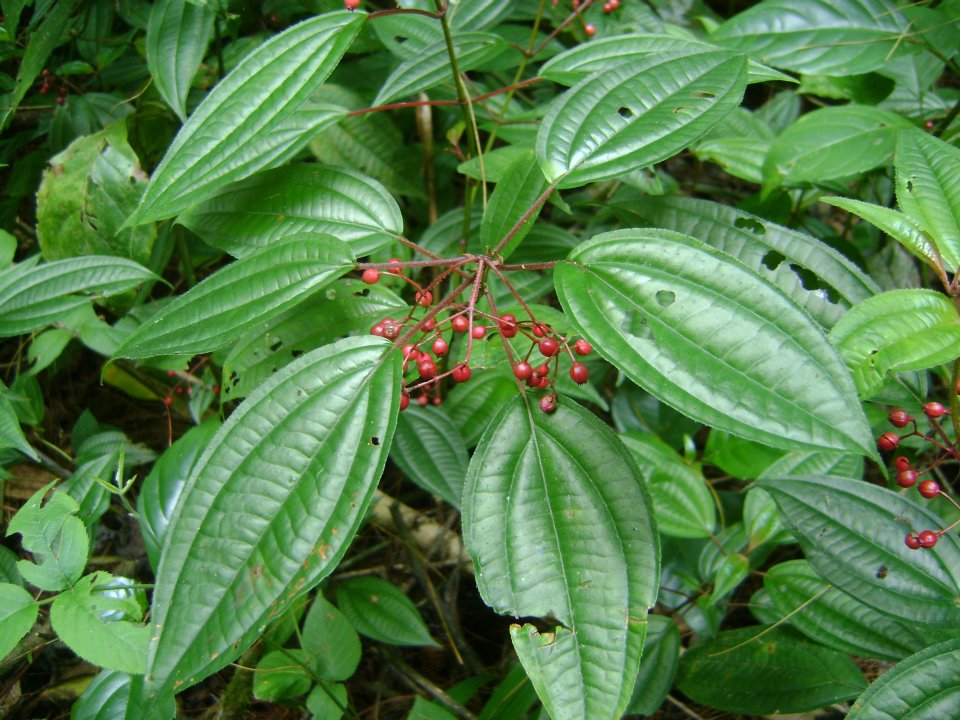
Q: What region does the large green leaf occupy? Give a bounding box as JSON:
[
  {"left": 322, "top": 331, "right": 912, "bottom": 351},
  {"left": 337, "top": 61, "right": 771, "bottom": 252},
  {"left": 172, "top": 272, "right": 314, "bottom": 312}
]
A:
[
  {"left": 178, "top": 164, "right": 403, "bottom": 259},
  {"left": 617, "top": 195, "right": 879, "bottom": 328},
  {"left": 828, "top": 289, "right": 960, "bottom": 399},
  {"left": 711, "top": 0, "right": 913, "bottom": 75},
  {"left": 126, "top": 11, "right": 364, "bottom": 225},
  {"left": 444, "top": 368, "right": 517, "bottom": 446},
  {"left": 0, "top": 257, "right": 157, "bottom": 337},
  {"left": 677, "top": 626, "right": 867, "bottom": 714},
  {"left": 758, "top": 476, "right": 960, "bottom": 626},
  {"left": 765, "top": 560, "right": 926, "bottom": 661},
  {"left": 462, "top": 396, "right": 659, "bottom": 720},
  {"left": 555, "top": 229, "right": 874, "bottom": 455},
  {"left": 479, "top": 149, "right": 549, "bottom": 259},
  {"left": 847, "top": 638, "right": 960, "bottom": 719},
  {"left": 0, "top": 583, "right": 38, "bottom": 662},
  {"left": 537, "top": 52, "right": 747, "bottom": 188},
  {"left": 71, "top": 670, "right": 175, "bottom": 720},
  {"left": 895, "top": 127, "right": 960, "bottom": 270},
  {"left": 372, "top": 32, "right": 508, "bottom": 106},
  {"left": 391, "top": 405, "right": 468, "bottom": 508},
  {"left": 624, "top": 614, "right": 680, "bottom": 716},
  {"left": 113, "top": 234, "right": 355, "bottom": 359},
  {"left": 143, "top": 336, "right": 400, "bottom": 699},
  {"left": 146, "top": 0, "right": 215, "bottom": 121}
]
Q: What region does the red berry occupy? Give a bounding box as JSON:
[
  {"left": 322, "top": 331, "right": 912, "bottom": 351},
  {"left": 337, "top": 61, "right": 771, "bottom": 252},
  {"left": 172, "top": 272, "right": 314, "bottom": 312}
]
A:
[
  {"left": 451, "top": 315, "right": 469, "bottom": 333},
  {"left": 399, "top": 393, "right": 410, "bottom": 411},
  {"left": 381, "top": 321, "right": 401, "bottom": 340},
  {"left": 416, "top": 290, "right": 432, "bottom": 307},
  {"left": 894, "top": 456, "right": 911, "bottom": 472},
  {"left": 924, "top": 402, "right": 948, "bottom": 419},
  {"left": 418, "top": 352, "right": 432, "bottom": 363},
  {"left": 39, "top": 83, "right": 50, "bottom": 95},
  {"left": 451, "top": 364, "right": 471, "bottom": 383},
  {"left": 402, "top": 344, "right": 418, "bottom": 360},
  {"left": 386, "top": 258, "right": 403, "bottom": 275},
  {"left": 877, "top": 432, "right": 900, "bottom": 452},
  {"left": 540, "top": 395, "right": 557, "bottom": 414},
  {"left": 905, "top": 533, "right": 921, "bottom": 550},
  {"left": 570, "top": 363, "right": 589, "bottom": 385},
  {"left": 371, "top": 322, "right": 384, "bottom": 336},
  {"left": 537, "top": 375, "right": 549, "bottom": 389},
  {"left": 418, "top": 359, "right": 437, "bottom": 380},
  {"left": 919, "top": 530, "right": 939, "bottom": 548},
  {"left": 56, "top": 96, "right": 65, "bottom": 105},
  {"left": 925, "top": 119, "right": 936, "bottom": 130},
  {"left": 918, "top": 479, "right": 940, "bottom": 498},
  {"left": 499, "top": 314, "right": 518, "bottom": 338},
  {"left": 432, "top": 396, "right": 443, "bottom": 405},
  {"left": 361, "top": 268, "right": 380, "bottom": 285},
  {"left": 432, "top": 337, "right": 448, "bottom": 356},
  {"left": 514, "top": 362, "right": 533, "bottom": 380},
  {"left": 57, "top": 85, "right": 67, "bottom": 96},
  {"left": 422, "top": 318, "right": 437, "bottom": 332},
  {"left": 896, "top": 470, "right": 918, "bottom": 488},
  {"left": 162, "top": 395, "right": 173, "bottom": 407},
  {"left": 527, "top": 371, "right": 543, "bottom": 388},
  {"left": 573, "top": 338, "right": 592, "bottom": 356},
  {"left": 212, "top": 385, "right": 220, "bottom": 394},
  {"left": 539, "top": 337, "right": 559, "bottom": 357},
  {"left": 344, "top": 0, "right": 361, "bottom": 8},
  {"left": 537, "top": 363, "right": 549, "bottom": 375},
  {"left": 532, "top": 323, "right": 547, "bottom": 338},
  {"left": 888, "top": 409, "right": 912, "bottom": 428},
  {"left": 584, "top": 23, "right": 596, "bottom": 37},
  {"left": 471, "top": 325, "right": 486, "bottom": 339},
  {"left": 418, "top": 395, "right": 429, "bottom": 406}
]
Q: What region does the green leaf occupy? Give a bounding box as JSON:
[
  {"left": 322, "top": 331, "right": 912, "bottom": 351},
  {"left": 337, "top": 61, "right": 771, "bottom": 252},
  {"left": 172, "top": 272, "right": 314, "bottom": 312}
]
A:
[
  {"left": 895, "top": 127, "right": 960, "bottom": 270},
  {"left": 758, "top": 450, "right": 863, "bottom": 480},
  {"left": 676, "top": 626, "right": 867, "bottom": 714},
  {"left": 0, "top": 386, "right": 37, "bottom": 459},
  {"left": 463, "top": 396, "right": 659, "bottom": 720},
  {"left": 71, "top": 670, "right": 176, "bottom": 720},
  {"left": 126, "top": 11, "right": 364, "bottom": 225},
  {"left": 555, "top": 229, "right": 874, "bottom": 455},
  {"left": 0, "top": 257, "right": 157, "bottom": 338},
  {"left": 615, "top": 195, "right": 878, "bottom": 329},
  {"left": 765, "top": 559, "right": 926, "bottom": 661},
  {"left": 479, "top": 149, "right": 549, "bottom": 260},
  {"left": 113, "top": 234, "right": 355, "bottom": 359},
  {"left": 143, "top": 337, "right": 400, "bottom": 699},
  {"left": 702, "top": 430, "right": 785, "bottom": 479},
  {"left": 6, "top": 481, "right": 89, "bottom": 592},
  {"left": 0, "top": 583, "right": 38, "bottom": 662},
  {"left": 137, "top": 421, "right": 221, "bottom": 570},
  {"left": 711, "top": 0, "right": 913, "bottom": 75},
  {"left": 693, "top": 136, "right": 770, "bottom": 184},
  {"left": 822, "top": 196, "right": 941, "bottom": 271},
  {"left": 301, "top": 595, "right": 361, "bottom": 682},
  {"left": 757, "top": 476, "right": 960, "bottom": 626},
  {"left": 178, "top": 164, "right": 403, "bottom": 259},
  {"left": 444, "top": 368, "right": 517, "bottom": 446},
  {"left": 391, "top": 406, "right": 468, "bottom": 508},
  {"left": 306, "top": 682, "right": 348, "bottom": 719},
  {"left": 539, "top": 33, "right": 792, "bottom": 86},
  {"left": 51, "top": 571, "right": 150, "bottom": 674},
  {"left": 478, "top": 663, "right": 538, "bottom": 720},
  {"left": 828, "top": 289, "right": 960, "bottom": 399},
  {"left": 537, "top": 52, "right": 747, "bottom": 188},
  {"left": 336, "top": 576, "right": 438, "bottom": 648},
  {"left": 373, "top": 32, "right": 508, "bottom": 106},
  {"left": 447, "top": 0, "right": 512, "bottom": 31},
  {"left": 254, "top": 650, "right": 312, "bottom": 700},
  {"left": 763, "top": 105, "right": 912, "bottom": 190},
  {"left": 146, "top": 0, "right": 215, "bottom": 121},
  {"left": 221, "top": 280, "right": 408, "bottom": 401},
  {"left": 624, "top": 615, "right": 680, "bottom": 716},
  {"left": 743, "top": 488, "right": 792, "bottom": 548},
  {"left": 619, "top": 432, "right": 716, "bottom": 538},
  {"left": 847, "top": 638, "right": 960, "bottom": 719}
]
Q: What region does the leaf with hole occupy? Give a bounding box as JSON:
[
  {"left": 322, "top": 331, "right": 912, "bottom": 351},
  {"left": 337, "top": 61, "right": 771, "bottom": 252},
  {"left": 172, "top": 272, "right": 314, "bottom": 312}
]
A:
[
  {"left": 556, "top": 229, "right": 874, "bottom": 455},
  {"left": 463, "top": 396, "right": 659, "bottom": 720}
]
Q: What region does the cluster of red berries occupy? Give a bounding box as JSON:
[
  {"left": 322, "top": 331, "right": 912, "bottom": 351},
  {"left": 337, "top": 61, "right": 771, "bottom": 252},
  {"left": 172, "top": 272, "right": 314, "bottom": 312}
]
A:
[
  {"left": 37, "top": 69, "right": 68, "bottom": 105},
  {"left": 602, "top": 0, "right": 621, "bottom": 13},
  {"left": 160, "top": 368, "right": 218, "bottom": 408},
  {"left": 362, "top": 264, "right": 593, "bottom": 414},
  {"left": 878, "top": 401, "right": 960, "bottom": 551}
]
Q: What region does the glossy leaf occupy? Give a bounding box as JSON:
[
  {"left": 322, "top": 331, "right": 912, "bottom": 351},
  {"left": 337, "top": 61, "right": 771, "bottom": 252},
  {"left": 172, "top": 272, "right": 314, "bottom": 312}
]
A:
[
  {"left": 146, "top": 0, "right": 215, "bottom": 121},
  {"left": 71, "top": 670, "right": 175, "bottom": 720},
  {"left": 758, "top": 476, "right": 960, "bottom": 626},
  {"left": 463, "top": 396, "right": 659, "bottom": 720},
  {"left": 617, "top": 195, "right": 878, "bottom": 328},
  {"left": 537, "top": 52, "right": 747, "bottom": 188},
  {"left": 479, "top": 149, "right": 549, "bottom": 260},
  {"left": 711, "top": 0, "right": 913, "bottom": 75},
  {"left": 7, "top": 481, "right": 89, "bottom": 592},
  {"left": 478, "top": 663, "right": 538, "bottom": 720},
  {"left": 0, "top": 257, "right": 157, "bottom": 338},
  {"left": 447, "top": 0, "right": 512, "bottom": 31},
  {"left": 847, "top": 638, "right": 960, "bottom": 719},
  {"left": 114, "top": 234, "right": 355, "bottom": 359},
  {"left": 178, "top": 164, "right": 403, "bottom": 259},
  {"left": 0, "top": 583, "right": 38, "bottom": 662},
  {"left": 693, "top": 136, "right": 769, "bottom": 184},
  {"left": 759, "top": 449, "right": 863, "bottom": 480},
  {"left": 373, "top": 33, "right": 508, "bottom": 106},
  {"left": 743, "top": 488, "right": 792, "bottom": 548},
  {"left": 51, "top": 571, "right": 150, "bottom": 674},
  {"left": 828, "top": 289, "right": 960, "bottom": 399},
  {"left": 444, "top": 368, "right": 517, "bottom": 446},
  {"left": 895, "top": 127, "right": 960, "bottom": 270},
  {"left": 702, "top": 430, "right": 785, "bottom": 479},
  {"left": 254, "top": 650, "right": 312, "bottom": 700},
  {"left": 555, "top": 229, "right": 874, "bottom": 455},
  {"left": 391, "top": 406, "right": 468, "bottom": 508},
  {"left": 765, "top": 560, "right": 926, "bottom": 661},
  {"left": 619, "top": 432, "right": 716, "bottom": 538},
  {"left": 624, "top": 615, "right": 679, "bottom": 716},
  {"left": 126, "top": 11, "right": 364, "bottom": 225},
  {"left": 336, "top": 577, "right": 438, "bottom": 647},
  {"left": 822, "top": 196, "right": 941, "bottom": 270},
  {"left": 301, "top": 595, "right": 361, "bottom": 682},
  {"left": 677, "top": 626, "right": 866, "bottom": 713},
  {"left": 143, "top": 337, "right": 400, "bottom": 699}
]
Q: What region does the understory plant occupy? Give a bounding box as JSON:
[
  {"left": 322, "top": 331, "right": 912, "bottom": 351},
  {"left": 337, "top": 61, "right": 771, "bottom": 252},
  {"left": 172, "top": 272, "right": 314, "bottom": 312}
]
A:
[{"left": 2, "top": 0, "right": 960, "bottom": 718}]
